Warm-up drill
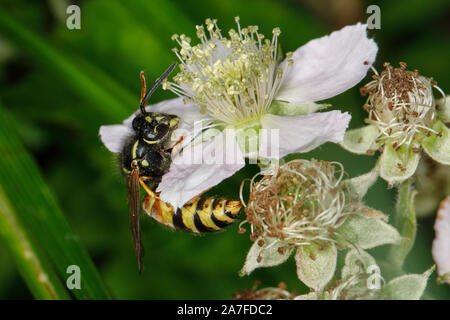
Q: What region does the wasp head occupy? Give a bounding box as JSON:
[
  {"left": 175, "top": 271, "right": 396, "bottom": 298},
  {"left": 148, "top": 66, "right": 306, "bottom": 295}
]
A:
[{"left": 132, "top": 113, "right": 179, "bottom": 145}]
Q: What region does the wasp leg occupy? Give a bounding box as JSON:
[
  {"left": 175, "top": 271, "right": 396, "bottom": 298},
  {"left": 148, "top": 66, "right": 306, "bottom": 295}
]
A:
[
  {"left": 138, "top": 176, "right": 160, "bottom": 218},
  {"left": 168, "top": 135, "right": 184, "bottom": 157},
  {"left": 139, "top": 177, "right": 177, "bottom": 230},
  {"left": 138, "top": 176, "right": 158, "bottom": 198}
]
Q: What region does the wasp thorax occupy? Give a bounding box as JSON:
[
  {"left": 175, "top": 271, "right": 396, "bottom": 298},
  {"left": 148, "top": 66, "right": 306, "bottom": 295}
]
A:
[
  {"left": 244, "top": 160, "right": 356, "bottom": 247},
  {"left": 362, "top": 62, "right": 444, "bottom": 150},
  {"left": 164, "top": 17, "right": 292, "bottom": 125}
]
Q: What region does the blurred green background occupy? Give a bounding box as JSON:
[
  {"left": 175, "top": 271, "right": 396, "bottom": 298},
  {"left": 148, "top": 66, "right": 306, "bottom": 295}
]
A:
[{"left": 0, "top": 0, "right": 449, "bottom": 299}]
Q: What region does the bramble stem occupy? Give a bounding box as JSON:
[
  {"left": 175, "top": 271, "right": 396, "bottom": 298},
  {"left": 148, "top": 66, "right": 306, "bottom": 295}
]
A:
[{"left": 387, "top": 178, "right": 417, "bottom": 273}]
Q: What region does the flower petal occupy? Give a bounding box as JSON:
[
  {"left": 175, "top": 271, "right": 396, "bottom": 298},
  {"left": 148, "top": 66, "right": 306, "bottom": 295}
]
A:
[
  {"left": 422, "top": 120, "right": 450, "bottom": 165},
  {"left": 259, "top": 111, "right": 351, "bottom": 158},
  {"left": 379, "top": 143, "right": 420, "bottom": 185},
  {"left": 275, "top": 23, "right": 378, "bottom": 104},
  {"left": 99, "top": 124, "right": 133, "bottom": 153},
  {"left": 432, "top": 196, "right": 450, "bottom": 278},
  {"left": 157, "top": 129, "right": 245, "bottom": 208},
  {"left": 340, "top": 124, "right": 380, "bottom": 155}
]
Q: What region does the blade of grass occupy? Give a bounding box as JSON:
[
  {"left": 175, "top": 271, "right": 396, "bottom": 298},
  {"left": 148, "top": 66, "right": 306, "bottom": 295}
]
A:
[
  {"left": 0, "top": 105, "right": 111, "bottom": 299},
  {"left": 0, "top": 185, "right": 70, "bottom": 299},
  {"left": 0, "top": 8, "right": 133, "bottom": 122},
  {"left": 119, "top": 0, "right": 195, "bottom": 49}
]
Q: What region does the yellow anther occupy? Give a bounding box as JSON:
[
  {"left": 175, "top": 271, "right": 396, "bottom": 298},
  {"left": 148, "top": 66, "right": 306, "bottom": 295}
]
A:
[{"left": 248, "top": 26, "right": 258, "bottom": 33}]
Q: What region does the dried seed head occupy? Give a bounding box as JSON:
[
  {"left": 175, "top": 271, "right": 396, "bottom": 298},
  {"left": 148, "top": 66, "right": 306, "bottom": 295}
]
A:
[
  {"left": 361, "top": 62, "right": 445, "bottom": 150},
  {"left": 242, "top": 159, "right": 359, "bottom": 247}
]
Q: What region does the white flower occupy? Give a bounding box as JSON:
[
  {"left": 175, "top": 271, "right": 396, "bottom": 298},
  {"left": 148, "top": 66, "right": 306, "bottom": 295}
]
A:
[
  {"left": 100, "top": 18, "right": 378, "bottom": 208},
  {"left": 432, "top": 196, "right": 450, "bottom": 284}
]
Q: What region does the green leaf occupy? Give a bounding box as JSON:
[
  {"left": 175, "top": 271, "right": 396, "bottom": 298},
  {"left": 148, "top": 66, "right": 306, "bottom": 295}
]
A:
[
  {"left": 240, "top": 237, "right": 294, "bottom": 276},
  {"left": 422, "top": 120, "right": 450, "bottom": 165},
  {"left": 341, "top": 249, "right": 378, "bottom": 281},
  {"left": 0, "top": 186, "right": 69, "bottom": 300},
  {"left": 387, "top": 179, "right": 417, "bottom": 270},
  {"left": 295, "top": 242, "right": 337, "bottom": 291},
  {"left": 382, "top": 266, "right": 434, "bottom": 300},
  {"left": 379, "top": 143, "right": 420, "bottom": 185},
  {"left": 340, "top": 125, "right": 379, "bottom": 155},
  {"left": 0, "top": 107, "right": 110, "bottom": 299},
  {"left": 436, "top": 96, "right": 450, "bottom": 122},
  {"left": 336, "top": 212, "right": 402, "bottom": 249},
  {"left": 344, "top": 166, "right": 379, "bottom": 200},
  {"left": 268, "top": 100, "right": 329, "bottom": 116}
]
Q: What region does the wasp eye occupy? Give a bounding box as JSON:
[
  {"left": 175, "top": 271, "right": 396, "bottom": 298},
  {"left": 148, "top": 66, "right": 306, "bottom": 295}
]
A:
[
  {"left": 143, "top": 124, "right": 170, "bottom": 142},
  {"left": 132, "top": 115, "right": 146, "bottom": 131}
]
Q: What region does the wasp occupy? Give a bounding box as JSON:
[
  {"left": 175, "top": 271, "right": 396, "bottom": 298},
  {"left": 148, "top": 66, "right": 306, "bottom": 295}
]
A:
[{"left": 121, "top": 63, "right": 242, "bottom": 272}]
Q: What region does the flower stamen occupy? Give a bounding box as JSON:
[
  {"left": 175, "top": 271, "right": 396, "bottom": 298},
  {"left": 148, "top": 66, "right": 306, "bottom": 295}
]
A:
[
  {"left": 241, "top": 160, "right": 360, "bottom": 247},
  {"left": 165, "top": 17, "right": 292, "bottom": 125}
]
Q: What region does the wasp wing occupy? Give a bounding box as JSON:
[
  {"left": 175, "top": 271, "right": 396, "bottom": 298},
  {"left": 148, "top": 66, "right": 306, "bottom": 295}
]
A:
[{"left": 127, "top": 167, "right": 144, "bottom": 273}]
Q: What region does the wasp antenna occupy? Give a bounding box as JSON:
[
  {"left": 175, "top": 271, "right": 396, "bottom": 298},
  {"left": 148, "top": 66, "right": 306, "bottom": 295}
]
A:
[
  {"left": 139, "top": 62, "right": 177, "bottom": 114},
  {"left": 139, "top": 71, "right": 147, "bottom": 115}
]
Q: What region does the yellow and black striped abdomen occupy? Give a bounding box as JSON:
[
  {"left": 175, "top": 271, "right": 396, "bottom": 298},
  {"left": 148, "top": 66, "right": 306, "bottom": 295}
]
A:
[{"left": 143, "top": 196, "right": 242, "bottom": 233}]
